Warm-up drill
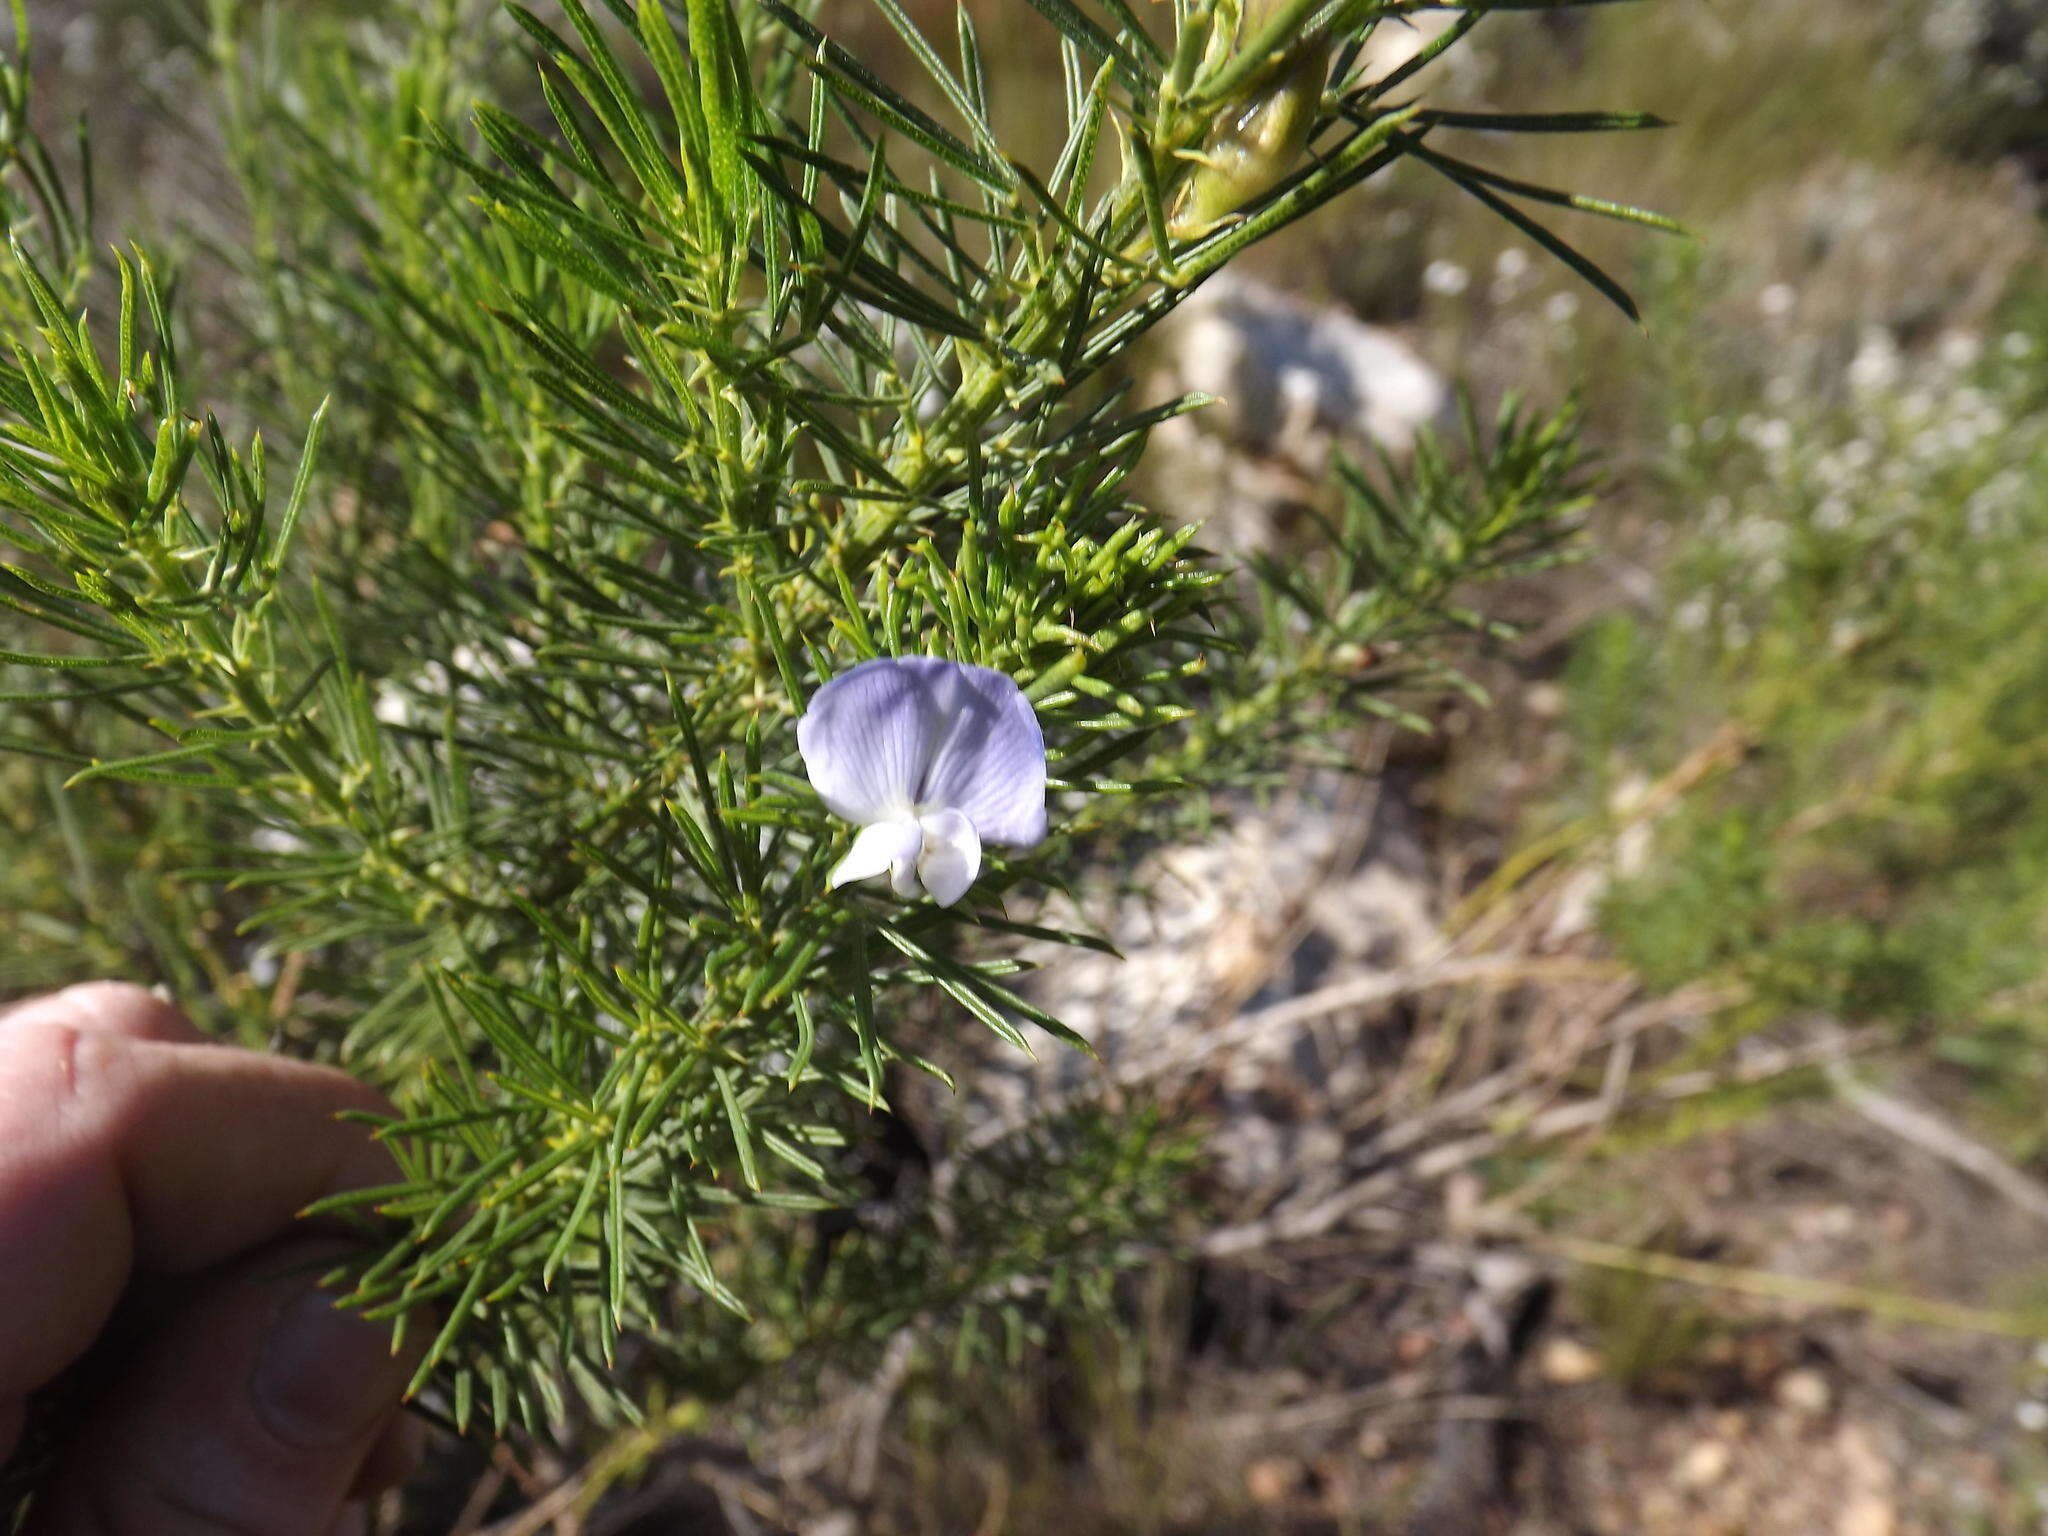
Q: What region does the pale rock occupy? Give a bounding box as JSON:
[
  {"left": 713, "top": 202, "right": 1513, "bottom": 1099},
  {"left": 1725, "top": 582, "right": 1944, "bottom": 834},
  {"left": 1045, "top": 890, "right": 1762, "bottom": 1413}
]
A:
[
  {"left": 1244, "top": 1456, "right": 1301, "bottom": 1505},
  {"left": 1539, "top": 1337, "right": 1605, "bottom": 1386},
  {"left": 979, "top": 781, "right": 1445, "bottom": 1199},
  {"left": 1158, "top": 273, "right": 1451, "bottom": 468},
  {"left": 1677, "top": 1439, "right": 1733, "bottom": 1489},
  {"left": 1357, "top": 11, "right": 1460, "bottom": 86},
  {"left": 1837, "top": 1495, "right": 1896, "bottom": 1536},
  {"left": 1775, "top": 1367, "right": 1833, "bottom": 1416}
]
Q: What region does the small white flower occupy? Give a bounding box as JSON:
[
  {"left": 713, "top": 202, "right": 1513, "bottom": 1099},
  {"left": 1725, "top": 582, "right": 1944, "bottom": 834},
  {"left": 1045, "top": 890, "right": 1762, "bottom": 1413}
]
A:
[
  {"left": 1423, "top": 259, "right": 1470, "bottom": 297},
  {"left": 798, "top": 656, "right": 1047, "bottom": 907},
  {"left": 1751, "top": 418, "right": 1794, "bottom": 456},
  {"left": 1757, "top": 283, "right": 1796, "bottom": 319},
  {"left": 1848, "top": 328, "right": 1903, "bottom": 394},
  {"left": 1938, "top": 330, "right": 1982, "bottom": 372}
]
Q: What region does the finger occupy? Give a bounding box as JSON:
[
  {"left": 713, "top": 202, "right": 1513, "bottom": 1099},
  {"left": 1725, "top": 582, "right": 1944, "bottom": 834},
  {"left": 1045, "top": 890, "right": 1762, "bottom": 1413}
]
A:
[
  {"left": 0, "top": 986, "right": 205, "bottom": 1458},
  {"left": 1, "top": 981, "right": 207, "bottom": 1044},
  {"left": 31, "top": 1239, "right": 418, "bottom": 1536},
  {"left": 0, "top": 1018, "right": 396, "bottom": 1398}
]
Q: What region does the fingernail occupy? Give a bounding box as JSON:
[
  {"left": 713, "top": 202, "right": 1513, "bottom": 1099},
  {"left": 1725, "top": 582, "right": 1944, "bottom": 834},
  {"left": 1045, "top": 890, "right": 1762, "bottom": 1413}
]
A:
[{"left": 253, "top": 1287, "right": 403, "bottom": 1450}]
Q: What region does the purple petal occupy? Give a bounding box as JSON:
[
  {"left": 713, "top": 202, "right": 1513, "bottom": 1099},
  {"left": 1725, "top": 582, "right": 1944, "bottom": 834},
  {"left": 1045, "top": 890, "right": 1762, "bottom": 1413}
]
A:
[
  {"left": 800, "top": 656, "right": 1047, "bottom": 849},
  {"left": 797, "top": 657, "right": 945, "bottom": 823},
  {"left": 913, "top": 662, "right": 1047, "bottom": 848}
]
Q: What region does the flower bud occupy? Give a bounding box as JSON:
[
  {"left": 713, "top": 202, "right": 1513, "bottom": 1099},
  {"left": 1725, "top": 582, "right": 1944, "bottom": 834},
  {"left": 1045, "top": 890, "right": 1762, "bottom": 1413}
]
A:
[{"left": 1169, "top": 5, "right": 1331, "bottom": 238}]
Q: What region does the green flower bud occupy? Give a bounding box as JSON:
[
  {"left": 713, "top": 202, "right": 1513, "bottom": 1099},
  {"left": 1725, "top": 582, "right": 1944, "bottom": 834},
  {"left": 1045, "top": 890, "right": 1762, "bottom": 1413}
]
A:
[{"left": 1168, "top": 5, "right": 1331, "bottom": 238}]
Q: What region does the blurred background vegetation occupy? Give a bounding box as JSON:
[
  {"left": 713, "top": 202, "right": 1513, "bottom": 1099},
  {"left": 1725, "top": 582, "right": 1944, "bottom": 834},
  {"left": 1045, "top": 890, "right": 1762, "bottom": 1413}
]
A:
[{"left": 6, "top": 0, "right": 2048, "bottom": 1531}]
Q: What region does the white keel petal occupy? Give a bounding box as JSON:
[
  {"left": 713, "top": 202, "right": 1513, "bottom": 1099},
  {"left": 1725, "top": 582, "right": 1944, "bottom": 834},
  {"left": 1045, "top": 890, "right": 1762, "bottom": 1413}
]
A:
[
  {"left": 828, "top": 818, "right": 923, "bottom": 891},
  {"left": 916, "top": 808, "right": 982, "bottom": 907}
]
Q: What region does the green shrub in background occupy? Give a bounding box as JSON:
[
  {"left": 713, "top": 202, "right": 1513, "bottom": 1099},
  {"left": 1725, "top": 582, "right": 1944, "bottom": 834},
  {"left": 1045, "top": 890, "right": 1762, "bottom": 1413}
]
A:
[
  {"left": 1569, "top": 278, "right": 2048, "bottom": 1153},
  {"left": 0, "top": 0, "right": 1658, "bottom": 1473}
]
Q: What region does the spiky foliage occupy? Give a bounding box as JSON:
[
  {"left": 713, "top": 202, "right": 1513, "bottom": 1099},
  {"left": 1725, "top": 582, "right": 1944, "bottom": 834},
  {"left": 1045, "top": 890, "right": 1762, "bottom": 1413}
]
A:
[{"left": 0, "top": 0, "right": 1654, "bottom": 1457}]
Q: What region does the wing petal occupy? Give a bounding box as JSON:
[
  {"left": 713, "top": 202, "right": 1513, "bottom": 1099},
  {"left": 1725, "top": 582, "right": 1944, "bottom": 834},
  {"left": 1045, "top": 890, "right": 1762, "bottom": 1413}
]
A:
[
  {"left": 917, "top": 808, "right": 983, "bottom": 907},
  {"left": 828, "top": 817, "right": 924, "bottom": 891}
]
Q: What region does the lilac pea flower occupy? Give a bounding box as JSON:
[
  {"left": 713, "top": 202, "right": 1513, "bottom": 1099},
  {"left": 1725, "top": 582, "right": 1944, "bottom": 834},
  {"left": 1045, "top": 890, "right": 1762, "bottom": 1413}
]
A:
[{"left": 798, "top": 656, "right": 1047, "bottom": 907}]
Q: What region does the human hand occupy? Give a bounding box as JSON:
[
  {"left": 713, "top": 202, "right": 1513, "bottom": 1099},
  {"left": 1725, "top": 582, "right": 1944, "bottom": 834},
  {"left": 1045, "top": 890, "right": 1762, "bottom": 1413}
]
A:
[{"left": 0, "top": 982, "right": 422, "bottom": 1534}]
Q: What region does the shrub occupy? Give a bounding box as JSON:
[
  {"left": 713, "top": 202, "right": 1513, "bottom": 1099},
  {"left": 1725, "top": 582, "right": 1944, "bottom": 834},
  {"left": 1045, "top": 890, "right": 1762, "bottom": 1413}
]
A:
[{"left": 0, "top": 0, "right": 1655, "bottom": 1461}]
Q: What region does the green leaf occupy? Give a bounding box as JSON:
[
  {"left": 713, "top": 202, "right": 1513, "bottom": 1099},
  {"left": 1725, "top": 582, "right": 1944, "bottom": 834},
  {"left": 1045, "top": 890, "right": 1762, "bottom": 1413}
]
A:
[
  {"left": 1407, "top": 143, "right": 1648, "bottom": 321},
  {"left": 1020, "top": 0, "right": 1154, "bottom": 94},
  {"left": 683, "top": 0, "right": 754, "bottom": 222},
  {"left": 761, "top": 2, "right": 1014, "bottom": 192}
]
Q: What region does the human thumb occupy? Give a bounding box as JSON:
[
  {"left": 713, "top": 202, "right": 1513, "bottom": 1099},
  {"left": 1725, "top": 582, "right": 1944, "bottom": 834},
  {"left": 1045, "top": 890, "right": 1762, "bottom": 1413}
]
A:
[{"left": 32, "top": 1240, "right": 416, "bottom": 1535}]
